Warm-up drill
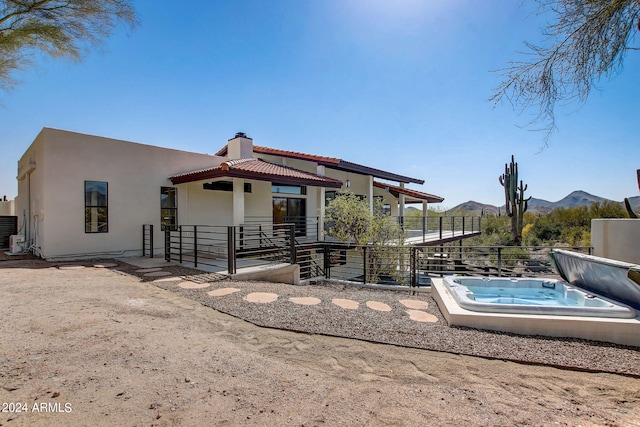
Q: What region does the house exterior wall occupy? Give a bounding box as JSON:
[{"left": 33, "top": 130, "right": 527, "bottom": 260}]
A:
[
  {"left": 373, "top": 186, "right": 402, "bottom": 215},
  {"left": 254, "top": 154, "right": 317, "bottom": 174},
  {"left": 246, "top": 181, "right": 273, "bottom": 220},
  {"left": 16, "top": 128, "right": 225, "bottom": 259},
  {"left": 178, "top": 181, "right": 233, "bottom": 226},
  {"left": 16, "top": 133, "right": 45, "bottom": 251},
  {"left": 591, "top": 219, "right": 640, "bottom": 264},
  {"left": 14, "top": 128, "right": 428, "bottom": 259},
  {"left": 0, "top": 200, "right": 14, "bottom": 216}
]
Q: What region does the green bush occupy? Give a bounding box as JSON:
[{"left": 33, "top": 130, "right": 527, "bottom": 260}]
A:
[{"left": 489, "top": 247, "right": 530, "bottom": 268}]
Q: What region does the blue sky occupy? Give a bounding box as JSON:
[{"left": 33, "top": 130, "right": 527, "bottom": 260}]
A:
[{"left": 1, "top": 0, "right": 638, "bottom": 209}]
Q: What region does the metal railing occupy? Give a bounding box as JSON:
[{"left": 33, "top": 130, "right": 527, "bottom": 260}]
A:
[
  {"left": 244, "top": 215, "right": 481, "bottom": 243},
  {"left": 164, "top": 224, "right": 296, "bottom": 274},
  {"left": 398, "top": 215, "right": 482, "bottom": 242},
  {"left": 416, "top": 244, "right": 593, "bottom": 278},
  {"left": 142, "top": 224, "right": 154, "bottom": 258},
  {"left": 320, "top": 243, "right": 428, "bottom": 286},
  {"left": 245, "top": 216, "right": 320, "bottom": 240},
  {"left": 296, "top": 243, "right": 592, "bottom": 286},
  {"left": 157, "top": 221, "right": 591, "bottom": 286},
  {"left": 295, "top": 242, "right": 327, "bottom": 279}
]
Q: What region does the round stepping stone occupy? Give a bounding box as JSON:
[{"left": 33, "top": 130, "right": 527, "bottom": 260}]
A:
[
  {"left": 178, "top": 281, "right": 211, "bottom": 289},
  {"left": 289, "top": 297, "right": 321, "bottom": 306},
  {"left": 406, "top": 310, "right": 438, "bottom": 323},
  {"left": 136, "top": 268, "right": 163, "bottom": 273},
  {"left": 244, "top": 292, "right": 279, "bottom": 303},
  {"left": 366, "top": 301, "right": 392, "bottom": 312},
  {"left": 399, "top": 299, "right": 429, "bottom": 310},
  {"left": 208, "top": 288, "right": 241, "bottom": 297},
  {"left": 144, "top": 271, "right": 172, "bottom": 277},
  {"left": 127, "top": 298, "right": 146, "bottom": 307},
  {"left": 332, "top": 298, "right": 359, "bottom": 310},
  {"left": 153, "top": 276, "right": 182, "bottom": 283},
  {"left": 58, "top": 265, "right": 85, "bottom": 270},
  {"left": 94, "top": 263, "right": 117, "bottom": 268}
]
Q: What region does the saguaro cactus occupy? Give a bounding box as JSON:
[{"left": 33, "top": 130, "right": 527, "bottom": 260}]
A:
[
  {"left": 499, "top": 155, "right": 531, "bottom": 245},
  {"left": 623, "top": 169, "right": 639, "bottom": 218}
]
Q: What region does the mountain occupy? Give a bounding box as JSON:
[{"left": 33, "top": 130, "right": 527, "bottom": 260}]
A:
[
  {"left": 449, "top": 201, "right": 500, "bottom": 216},
  {"left": 448, "top": 191, "right": 625, "bottom": 215},
  {"left": 527, "top": 198, "right": 555, "bottom": 215},
  {"left": 553, "top": 190, "right": 610, "bottom": 209}
]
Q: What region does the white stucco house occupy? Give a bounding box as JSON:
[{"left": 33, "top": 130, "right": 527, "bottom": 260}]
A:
[{"left": 15, "top": 128, "right": 445, "bottom": 260}]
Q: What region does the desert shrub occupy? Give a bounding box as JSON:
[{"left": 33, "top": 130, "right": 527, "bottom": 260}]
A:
[{"left": 490, "top": 247, "right": 530, "bottom": 268}]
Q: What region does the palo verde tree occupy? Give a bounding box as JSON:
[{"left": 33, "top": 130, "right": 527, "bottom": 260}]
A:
[
  {"left": 325, "top": 191, "right": 406, "bottom": 284},
  {"left": 0, "top": 0, "right": 137, "bottom": 92},
  {"left": 499, "top": 155, "right": 531, "bottom": 246},
  {"left": 491, "top": 0, "right": 640, "bottom": 145}
]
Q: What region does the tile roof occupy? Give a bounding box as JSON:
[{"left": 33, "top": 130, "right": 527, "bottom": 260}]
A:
[
  {"left": 170, "top": 158, "right": 343, "bottom": 188},
  {"left": 373, "top": 181, "right": 444, "bottom": 204},
  {"left": 215, "top": 144, "right": 423, "bottom": 184}
]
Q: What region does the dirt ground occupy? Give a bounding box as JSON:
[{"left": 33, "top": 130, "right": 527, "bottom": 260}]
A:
[{"left": 1, "top": 260, "right": 639, "bottom": 426}]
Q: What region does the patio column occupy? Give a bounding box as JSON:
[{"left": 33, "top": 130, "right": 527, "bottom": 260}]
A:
[
  {"left": 399, "top": 183, "right": 406, "bottom": 219},
  {"left": 232, "top": 178, "right": 245, "bottom": 226},
  {"left": 367, "top": 175, "right": 374, "bottom": 215},
  {"left": 423, "top": 200, "right": 428, "bottom": 232}
]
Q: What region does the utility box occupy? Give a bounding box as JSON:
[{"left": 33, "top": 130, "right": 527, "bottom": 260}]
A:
[{"left": 10, "top": 235, "right": 24, "bottom": 254}]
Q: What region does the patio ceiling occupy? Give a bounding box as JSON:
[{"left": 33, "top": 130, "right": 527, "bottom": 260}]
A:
[
  {"left": 373, "top": 181, "right": 444, "bottom": 204},
  {"left": 170, "top": 158, "right": 344, "bottom": 188}
]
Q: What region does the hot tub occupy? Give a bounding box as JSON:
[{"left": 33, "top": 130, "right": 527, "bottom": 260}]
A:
[{"left": 443, "top": 276, "right": 637, "bottom": 319}]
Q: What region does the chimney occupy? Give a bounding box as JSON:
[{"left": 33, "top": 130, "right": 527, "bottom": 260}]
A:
[{"left": 227, "top": 132, "right": 253, "bottom": 160}]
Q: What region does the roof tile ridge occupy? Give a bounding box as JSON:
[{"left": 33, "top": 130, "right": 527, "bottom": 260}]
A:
[{"left": 253, "top": 145, "right": 341, "bottom": 163}]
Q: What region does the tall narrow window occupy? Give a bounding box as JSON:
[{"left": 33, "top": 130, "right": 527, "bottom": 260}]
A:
[
  {"left": 161, "top": 187, "right": 177, "bottom": 230},
  {"left": 85, "top": 181, "right": 108, "bottom": 233}
]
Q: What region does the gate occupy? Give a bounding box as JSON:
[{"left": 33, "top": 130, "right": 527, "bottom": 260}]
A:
[{"left": 0, "top": 216, "right": 18, "bottom": 250}]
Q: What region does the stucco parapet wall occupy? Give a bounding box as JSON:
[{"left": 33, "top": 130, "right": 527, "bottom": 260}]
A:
[
  {"left": 229, "top": 263, "right": 301, "bottom": 285},
  {"left": 591, "top": 219, "right": 640, "bottom": 264}
]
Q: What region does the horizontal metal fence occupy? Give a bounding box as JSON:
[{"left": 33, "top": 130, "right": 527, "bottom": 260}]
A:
[
  {"left": 418, "top": 244, "right": 592, "bottom": 278},
  {"left": 164, "top": 224, "right": 295, "bottom": 274},
  {"left": 400, "top": 215, "right": 481, "bottom": 241},
  {"left": 297, "top": 243, "right": 593, "bottom": 286},
  {"left": 157, "top": 222, "right": 589, "bottom": 287},
  {"left": 245, "top": 216, "right": 320, "bottom": 241},
  {"left": 142, "top": 224, "right": 154, "bottom": 258},
  {"left": 245, "top": 215, "right": 481, "bottom": 243}
]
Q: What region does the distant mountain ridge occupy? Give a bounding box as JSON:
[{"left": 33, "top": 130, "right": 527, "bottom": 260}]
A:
[{"left": 449, "top": 191, "right": 640, "bottom": 215}]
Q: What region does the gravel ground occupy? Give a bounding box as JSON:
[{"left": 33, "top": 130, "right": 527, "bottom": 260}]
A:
[
  {"left": 2, "top": 257, "right": 640, "bottom": 426},
  {"left": 113, "top": 261, "right": 640, "bottom": 377}
]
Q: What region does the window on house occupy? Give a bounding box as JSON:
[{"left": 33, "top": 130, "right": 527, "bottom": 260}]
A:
[
  {"left": 161, "top": 187, "right": 177, "bottom": 230},
  {"left": 85, "top": 181, "right": 108, "bottom": 233},
  {"left": 272, "top": 183, "right": 306, "bottom": 195},
  {"left": 325, "top": 191, "right": 336, "bottom": 206},
  {"left": 203, "top": 181, "right": 252, "bottom": 192}
]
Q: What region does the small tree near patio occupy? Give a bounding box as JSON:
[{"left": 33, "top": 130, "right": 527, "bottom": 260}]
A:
[{"left": 325, "top": 191, "right": 406, "bottom": 284}]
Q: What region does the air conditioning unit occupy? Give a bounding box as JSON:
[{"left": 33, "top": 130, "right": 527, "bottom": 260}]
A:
[{"left": 10, "top": 235, "right": 24, "bottom": 254}]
